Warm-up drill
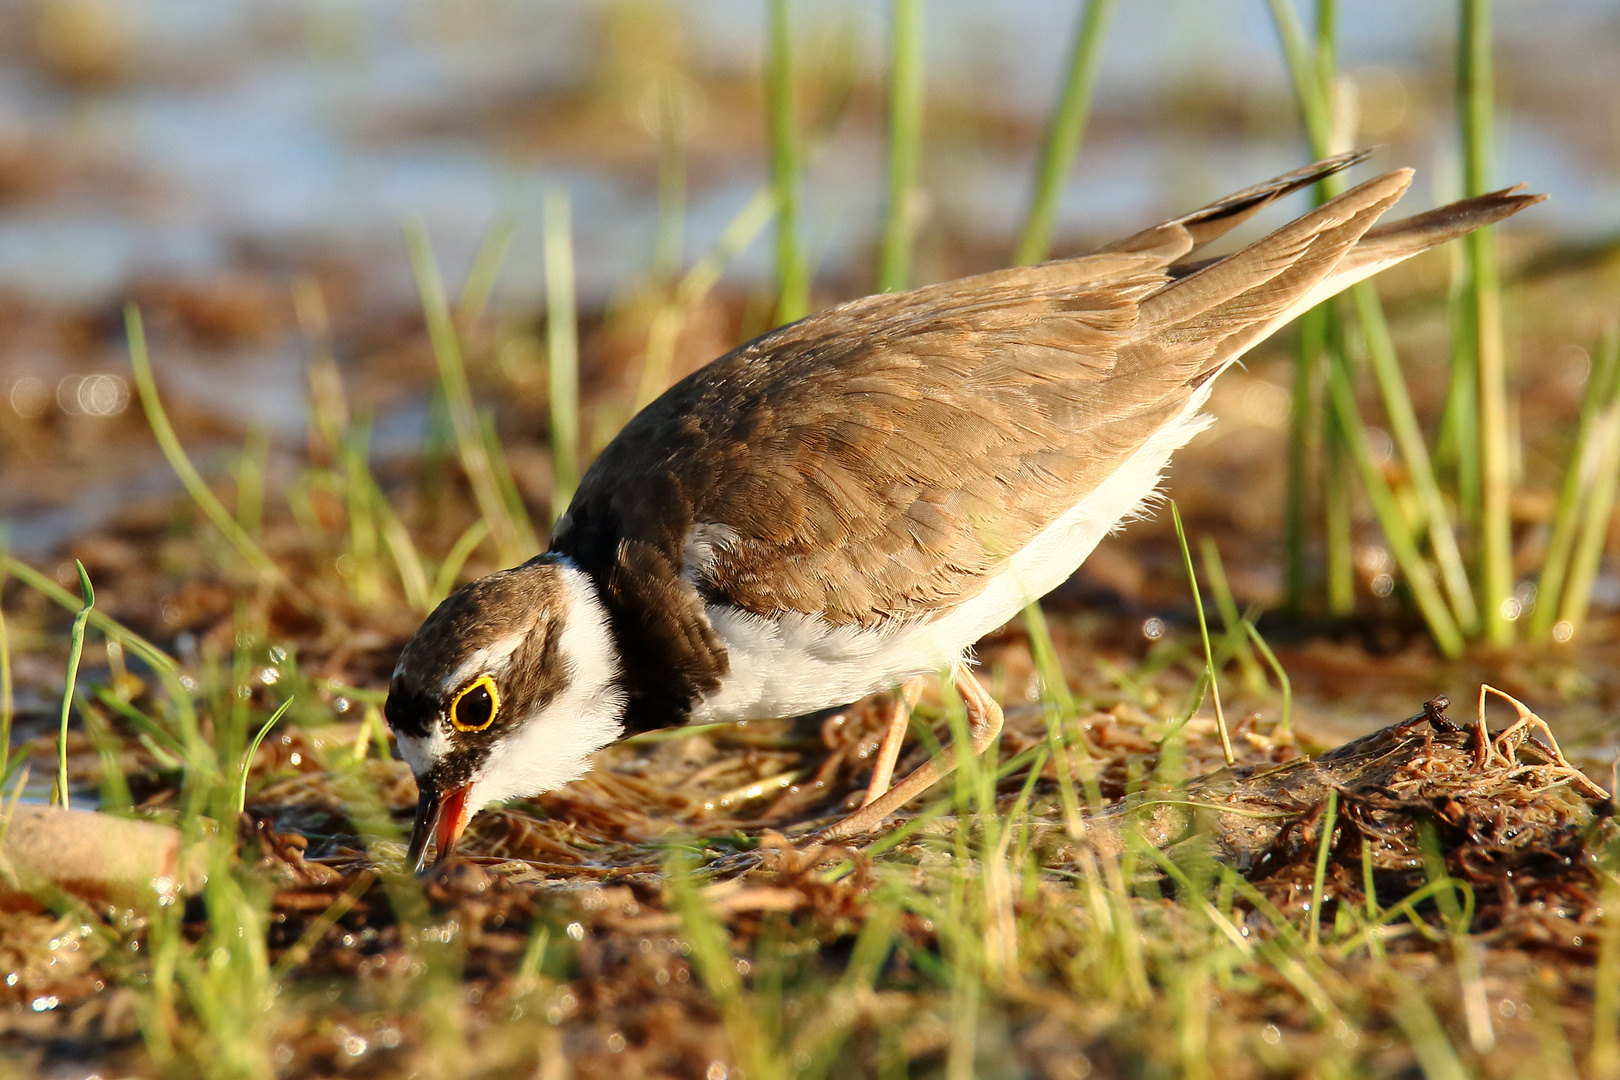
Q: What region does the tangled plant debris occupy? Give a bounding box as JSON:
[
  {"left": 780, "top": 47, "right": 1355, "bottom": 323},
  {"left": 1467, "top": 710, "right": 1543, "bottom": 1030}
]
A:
[{"left": 4, "top": 634, "right": 1616, "bottom": 1079}]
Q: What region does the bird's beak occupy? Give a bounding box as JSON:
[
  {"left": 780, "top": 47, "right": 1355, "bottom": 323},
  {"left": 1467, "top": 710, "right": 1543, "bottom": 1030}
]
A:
[{"left": 406, "top": 780, "right": 473, "bottom": 874}]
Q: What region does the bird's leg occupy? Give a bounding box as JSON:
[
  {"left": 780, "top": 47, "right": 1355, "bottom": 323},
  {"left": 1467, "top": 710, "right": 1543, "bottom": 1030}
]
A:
[
  {"left": 820, "top": 663, "right": 1003, "bottom": 841},
  {"left": 860, "top": 676, "right": 926, "bottom": 807}
]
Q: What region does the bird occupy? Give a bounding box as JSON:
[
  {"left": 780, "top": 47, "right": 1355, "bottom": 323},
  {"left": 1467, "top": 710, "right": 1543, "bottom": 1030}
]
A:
[{"left": 384, "top": 151, "right": 1542, "bottom": 872}]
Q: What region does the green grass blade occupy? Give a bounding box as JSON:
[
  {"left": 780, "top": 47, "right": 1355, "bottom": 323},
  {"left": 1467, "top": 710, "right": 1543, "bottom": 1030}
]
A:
[
  {"left": 1592, "top": 874, "right": 1620, "bottom": 1077},
  {"left": 797, "top": 896, "right": 901, "bottom": 1079},
  {"left": 92, "top": 685, "right": 184, "bottom": 760},
  {"left": 1275, "top": 1, "right": 1490, "bottom": 647},
  {"left": 405, "top": 221, "right": 537, "bottom": 566},
  {"left": 1270, "top": 0, "right": 1343, "bottom": 617},
  {"left": 81, "top": 702, "right": 133, "bottom": 812},
  {"left": 1016, "top": 0, "right": 1114, "bottom": 266},
  {"left": 1324, "top": 385, "right": 1356, "bottom": 616},
  {"left": 235, "top": 423, "right": 270, "bottom": 537},
  {"left": 665, "top": 850, "right": 783, "bottom": 1080},
  {"left": 270, "top": 870, "right": 376, "bottom": 983},
  {"left": 678, "top": 189, "right": 779, "bottom": 311},
  {"left": 1268, "top": 0, "right": 1334, "bottom": 151},
  {"left": 371, "top": 483, "right": 432, "bottom": 613},
  {"left": 480, "top": 407, "right": 535, "bottom": 547},
  {"left": 55, "top": 561, "right": 95, "bottom": 809},
  {"left": 1418, "top": 819, "right": 1494, "bottom": 1050},
  {"left": 292, "top": 276, "right": 349, "bottom": 457},
  {"left": 1308, "top": 788, "right": 1338, "bottom": 945},
  {"left": 515, "top": 924, "right": 551, "bottom": 990},
  {"left": 1171, "top": 502, "right": 1233, "bottom": 765},
  {"left": 1284, "top": 324, "right": 1320, "bottom": 617},
  {"left": 431, "top": 520, "right": 491, "bottom": 607},
  {"left": 1243, "top": 621, "right": 1293, "bottom": 733},
  {"left": 633, "top": 186, "right": 776, "bottom": 413},
  {"left": 653, "top": 77, "right": 688, "bottom": 282},
  {"left": 1198, "top": 537, "right": 1265, "bottom": 693},
  {"left": 236, "top": 698, "right": 294, "bottom": 815},
  {"left": 342, "top": 418, "right": 384, "bottom": 607},
  {"left": 2, "top": 554, "right": 180, "bottom": 682},
  {"left": 127, "top": 306, "right": 289, "bottom": 590},
  {"left": 877, "top": 0, "right": 925, "bottom": 293},
  {"left": 1554, "top": 376, "right": 1620, "bottom": 637},
  {"left": 0, "top": 544, "right": 13, "bottom": 780},
  {"left": 1388, "top": 973, "right": 1472, "bottom": 1080},
  {"left": 1459, "top": 0, "right": 1514, "bottom": 645},
  {"left": 1020, "top": 600, "right": 1098, "bottom": 821},
  {"left": 544, "top": 187, "right": 581, "bottom": 519},
  {"left": 637, "top": 40, "right": 859, "bottom": 407},
  {"left": 1350, "top": 286, "right": 1480, "bottom": 632},
  {"left": 766, "top": 0, "right": 809, "bottom": 325},
  {"left": 1325, "top": 357, "right": 1465, "bottom": 657},
  {"left": 455, "top": 217, "right": 516, "bottom": 328},
  {"left": 1532, "top": 328, "right": 1618, "bottom": 639}
]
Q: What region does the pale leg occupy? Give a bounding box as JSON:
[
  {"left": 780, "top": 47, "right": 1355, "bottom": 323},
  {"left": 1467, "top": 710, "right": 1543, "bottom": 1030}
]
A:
[
  {"left": 860, "top": 677, "right": 926, "bottom": 807},
  {"left": 821, "top": 663, "right": 1003, "bottom": 841}
]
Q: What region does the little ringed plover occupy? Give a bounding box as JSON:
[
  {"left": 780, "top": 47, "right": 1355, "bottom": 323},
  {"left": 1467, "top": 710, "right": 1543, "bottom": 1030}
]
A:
[{"left": 385, "top": 151, "right": 1541, "bottom": 871}]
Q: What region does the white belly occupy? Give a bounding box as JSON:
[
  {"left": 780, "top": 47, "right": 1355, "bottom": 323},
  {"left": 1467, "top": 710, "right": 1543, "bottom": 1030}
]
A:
[{"left": 685, "top": 391, "right": 1215, "bottom": 724}]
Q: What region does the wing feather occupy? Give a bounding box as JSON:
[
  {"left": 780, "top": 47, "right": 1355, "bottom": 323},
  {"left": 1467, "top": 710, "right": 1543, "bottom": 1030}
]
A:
[{"left": 553, "top": 158, "right": 1538, "bottom": 630}]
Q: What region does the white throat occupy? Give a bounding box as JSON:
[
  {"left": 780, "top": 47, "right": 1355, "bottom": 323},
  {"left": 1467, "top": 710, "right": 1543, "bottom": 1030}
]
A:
[{"left": 464, "top": 561, "right": 627, "bottom": 812}]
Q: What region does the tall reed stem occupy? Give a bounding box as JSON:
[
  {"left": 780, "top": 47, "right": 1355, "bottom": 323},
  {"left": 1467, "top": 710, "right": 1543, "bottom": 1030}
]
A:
[
  {"left": 1350, "top": 286, "right": 1480, "bottom": 632},
  {"left": 1325, "top": 359, "right": 1465, "bottom": 657},
  {"left": 1284, "top": 328, "right": 1320, "bottom": 616},
  {"left": 1271, "top": 0, "right": 1349, "bottom": 616},
  {"left": 1555, "top": 352, "right": 1620, "bottom": 638},
  {"left": 767, "top": 0, "right": 809, "bottom": 324},
  {"left": 544, "top": 187, "right": 581, "bottom": 520},
  {"left": 1531, "top": 329, "right": 1619, "bottom": 640},
  {"left": 653, "top": 78, "right": 688, "bottom": 283},
  {"left": 1311, "top": 0, "right": 1358, "bottom": 617},
  {"left": 877, "top": 0, "right": 925, "bottom": 293},
  {"left": 1273, "top": 0, "right": 1485, "bottom": 645},
  {"left": 1015, "top": 0, "right": 1114, "bottom": 267},
  {"left": 1459, "top": 0, "right": 1514, "bottom": 644}
]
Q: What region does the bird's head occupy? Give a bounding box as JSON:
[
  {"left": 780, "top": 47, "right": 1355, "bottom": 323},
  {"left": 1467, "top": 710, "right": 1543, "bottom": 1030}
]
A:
[{"left": 384, "top": 556, "right": 625, "bottom": 872}]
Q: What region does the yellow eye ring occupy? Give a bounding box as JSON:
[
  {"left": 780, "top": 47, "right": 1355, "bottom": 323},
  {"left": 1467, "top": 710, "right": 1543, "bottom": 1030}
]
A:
[{"left": 449, "top": 675, "right": 500, "bottom": 732}]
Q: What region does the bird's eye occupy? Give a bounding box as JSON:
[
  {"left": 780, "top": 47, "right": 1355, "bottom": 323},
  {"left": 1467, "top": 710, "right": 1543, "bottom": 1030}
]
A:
[{"left": 449, "top": 676, "right": 500, "bottom": 732}]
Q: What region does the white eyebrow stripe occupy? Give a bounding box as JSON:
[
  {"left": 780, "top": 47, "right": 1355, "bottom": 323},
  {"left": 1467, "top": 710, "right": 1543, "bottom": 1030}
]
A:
[{"left": 439, "top": 627, "right": 532, "bottom": 697}]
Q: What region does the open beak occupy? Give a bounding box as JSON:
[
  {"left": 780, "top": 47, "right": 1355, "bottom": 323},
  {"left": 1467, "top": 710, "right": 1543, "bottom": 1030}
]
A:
[{"left": 406, "top": 781, "right": 473, "bottom": 874}]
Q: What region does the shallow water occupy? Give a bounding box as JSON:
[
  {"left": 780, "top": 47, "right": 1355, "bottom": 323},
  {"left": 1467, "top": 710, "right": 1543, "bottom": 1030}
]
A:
[
  {"left": 0, "top": 0, "right": 1614, "bottom": 310},
  {"left": 2, "top": 0, "right": 1618, "bottom": 555}
]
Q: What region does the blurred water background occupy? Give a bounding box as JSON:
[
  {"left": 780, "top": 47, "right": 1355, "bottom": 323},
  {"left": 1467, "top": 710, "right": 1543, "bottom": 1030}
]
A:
[{"left": 2, "top": 0, "right": 1618, "bottom": 552}]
